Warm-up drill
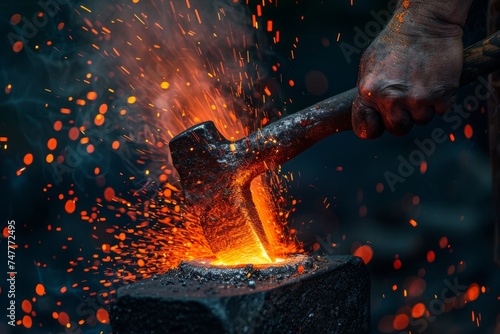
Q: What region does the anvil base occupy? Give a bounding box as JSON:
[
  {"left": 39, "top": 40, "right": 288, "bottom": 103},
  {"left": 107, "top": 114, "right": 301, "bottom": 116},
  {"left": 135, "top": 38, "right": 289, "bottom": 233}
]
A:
[{"left": 110, "top": 255, "right": 370, "bottom": 334}]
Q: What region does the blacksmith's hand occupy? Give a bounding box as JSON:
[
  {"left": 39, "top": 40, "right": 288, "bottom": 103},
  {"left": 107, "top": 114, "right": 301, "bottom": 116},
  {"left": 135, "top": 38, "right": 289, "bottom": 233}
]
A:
[{"left": 352, "top": 1, "right": 473, "bottom": 139}]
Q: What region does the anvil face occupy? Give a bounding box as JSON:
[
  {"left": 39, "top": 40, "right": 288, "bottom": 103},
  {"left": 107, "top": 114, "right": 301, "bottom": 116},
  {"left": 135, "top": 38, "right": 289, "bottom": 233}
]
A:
[{"left": 110, "top": 255, "right": 370, "bottom": 334}]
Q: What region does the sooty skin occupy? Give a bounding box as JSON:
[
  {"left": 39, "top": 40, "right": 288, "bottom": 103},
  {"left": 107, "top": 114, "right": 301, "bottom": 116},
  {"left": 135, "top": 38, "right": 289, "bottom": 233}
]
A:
[{"left": 352, "top": 0, "right": 474, "bottom": 139}]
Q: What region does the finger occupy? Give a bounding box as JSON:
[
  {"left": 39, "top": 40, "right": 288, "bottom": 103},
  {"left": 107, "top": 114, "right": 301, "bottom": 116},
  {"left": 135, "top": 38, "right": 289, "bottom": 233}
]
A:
[
  {"left": 409, "top": 106, "right": 434, "bottom": 125},
  {"left": 381, "top": 104, "right": 413, "bottom": 136},
  {"left": 352, "top": 96, "right": 384, "bottom": 139},
  {"left": 434, "top": 94, "right": 456, "bottom": 115}
]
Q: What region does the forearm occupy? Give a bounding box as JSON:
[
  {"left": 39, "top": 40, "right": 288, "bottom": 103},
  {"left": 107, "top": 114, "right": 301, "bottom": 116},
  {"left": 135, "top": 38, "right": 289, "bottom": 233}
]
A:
[{"left": 389, "top": 0, "right": 475, "bottom": 37}]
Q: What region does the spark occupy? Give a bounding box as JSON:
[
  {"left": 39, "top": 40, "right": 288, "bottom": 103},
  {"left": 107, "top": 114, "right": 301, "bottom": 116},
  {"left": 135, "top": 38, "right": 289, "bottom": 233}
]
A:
[{"left": 80, "top": 5, "right": 92, "bottom": 13}]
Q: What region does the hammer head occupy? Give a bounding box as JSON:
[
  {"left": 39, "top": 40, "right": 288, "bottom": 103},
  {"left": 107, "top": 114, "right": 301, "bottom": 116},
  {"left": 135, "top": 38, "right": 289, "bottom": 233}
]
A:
[{"left": 169, "top": 121, "right": 275, "bottom": 264}]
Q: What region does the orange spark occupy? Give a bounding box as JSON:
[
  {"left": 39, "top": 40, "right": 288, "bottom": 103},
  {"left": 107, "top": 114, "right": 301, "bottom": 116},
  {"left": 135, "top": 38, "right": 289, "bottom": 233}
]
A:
[
  {"left": 23, "top": 153, "right": 33, "bottom": 165},
  {"left": 353, "top": 245, "right": 373, "bottom": 264},
  {"left": 35, "top": 284, "right": 45, "bottom": 296}
]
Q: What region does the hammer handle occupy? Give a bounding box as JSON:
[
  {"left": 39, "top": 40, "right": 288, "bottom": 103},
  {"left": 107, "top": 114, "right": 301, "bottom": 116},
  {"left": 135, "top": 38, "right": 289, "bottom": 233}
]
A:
[{"left": 236, "top": 30, "right": 500, "bottom": 182}]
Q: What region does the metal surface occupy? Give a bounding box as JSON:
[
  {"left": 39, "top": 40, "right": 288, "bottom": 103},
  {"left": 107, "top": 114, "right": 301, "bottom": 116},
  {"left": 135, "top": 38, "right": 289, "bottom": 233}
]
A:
[
  {"left": 169, "top": 31, "right": 500, "bottom": 262},
  {"left": 110, "top": 255, "right": 370, "bottom": 334}
]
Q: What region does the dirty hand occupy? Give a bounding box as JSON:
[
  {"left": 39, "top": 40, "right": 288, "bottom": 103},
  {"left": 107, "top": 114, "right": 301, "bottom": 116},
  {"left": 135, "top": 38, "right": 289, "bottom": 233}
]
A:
[{"left": 352, "top": 2, "right": 471, "bottom": 139}]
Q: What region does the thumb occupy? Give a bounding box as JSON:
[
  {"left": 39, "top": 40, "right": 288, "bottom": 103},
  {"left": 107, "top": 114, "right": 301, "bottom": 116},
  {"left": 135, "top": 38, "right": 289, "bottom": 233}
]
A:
[{"left": 352, "top": 95, "right": 384, "bottom": 139}]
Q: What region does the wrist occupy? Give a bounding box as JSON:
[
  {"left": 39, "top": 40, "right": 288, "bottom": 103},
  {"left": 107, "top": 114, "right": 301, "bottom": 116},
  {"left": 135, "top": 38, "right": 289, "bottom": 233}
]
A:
[
  {"left": 387, "top": 0, "right": 473, "bottom": 38},
  {"left": 408, "top": 1, "right": 473, "bottom": 26}
]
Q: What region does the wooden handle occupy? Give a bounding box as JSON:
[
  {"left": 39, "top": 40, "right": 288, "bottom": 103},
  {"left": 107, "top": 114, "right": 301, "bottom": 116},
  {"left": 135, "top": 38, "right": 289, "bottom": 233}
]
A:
[{"left": 461, "top": 30, "right": 500, "bottom": 84}]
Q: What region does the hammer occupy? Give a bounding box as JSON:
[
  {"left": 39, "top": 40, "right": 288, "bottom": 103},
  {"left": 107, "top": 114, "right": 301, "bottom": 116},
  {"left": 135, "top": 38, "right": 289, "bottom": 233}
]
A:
[{"left": 170, "top": 31, "right": 500, "bottom": 264}]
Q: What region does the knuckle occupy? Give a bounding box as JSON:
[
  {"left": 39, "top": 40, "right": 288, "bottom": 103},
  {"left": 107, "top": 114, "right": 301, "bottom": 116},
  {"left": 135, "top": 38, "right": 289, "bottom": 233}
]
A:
[
  {"left": 358, "top": 80, "right": 407, "bottom": 106},
  {"left": 383, "top": 106, "right": 412, "bottom": 136},
  {"left": 379, "top": 84, "right": 407, "bottom": 101},
  {"left": 429, "top": 85, "right": 457, "bottom": 102},
  {"left": 358, "top": 78, "right": 379, "bottom": 98},
  {"left": 406, "top": 84, "right": 457, "bottom": 107}
]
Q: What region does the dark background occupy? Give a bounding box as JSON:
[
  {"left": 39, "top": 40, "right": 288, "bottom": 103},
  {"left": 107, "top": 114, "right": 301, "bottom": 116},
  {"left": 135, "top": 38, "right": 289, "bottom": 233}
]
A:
[{"left": 1, "top": 0, "right": 499, "bottom": 333}]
